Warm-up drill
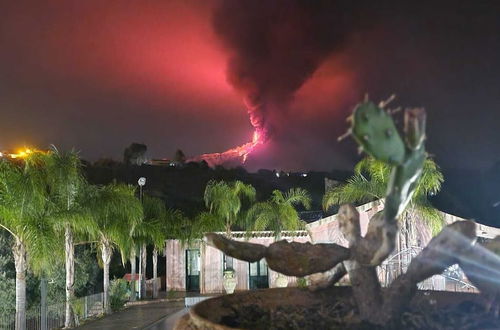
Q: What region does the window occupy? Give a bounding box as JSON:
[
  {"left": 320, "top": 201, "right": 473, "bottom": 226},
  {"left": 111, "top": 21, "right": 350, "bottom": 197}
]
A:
[{"left": 223, "top": 254, "right": 234, "bottom": 271}]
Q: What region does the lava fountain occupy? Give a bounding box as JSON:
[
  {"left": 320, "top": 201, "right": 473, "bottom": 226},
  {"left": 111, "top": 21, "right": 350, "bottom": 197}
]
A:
[{"left": 187, "top": 124, "right": 265, "bottom": 167}]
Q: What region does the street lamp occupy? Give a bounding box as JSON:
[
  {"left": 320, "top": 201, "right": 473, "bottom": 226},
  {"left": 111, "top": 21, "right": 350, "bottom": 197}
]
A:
[
  {"left": 138, "top": 177, "right": 146, "bottom": 202},
  {"left": 137, "top": 177, "right": 146, "bottom": 299}
]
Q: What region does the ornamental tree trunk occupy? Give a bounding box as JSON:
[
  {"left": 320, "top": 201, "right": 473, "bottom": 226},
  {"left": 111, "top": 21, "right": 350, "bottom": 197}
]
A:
[
  {"left": 130, "top": 248, "right": 136, "bottom": 301},
  {"left": 140, "top": 244, "right": 147, "bottom": 298},
  {"left": 101, "top": 239, "right": 113, "bottom": 314},
  {"left": 13, "top": 237, "right": 27, "bottom": 330},
  {"left": 152, "top": 248, "right": 158, "bottom": 299},
  {"left": 64, "top": 225, "right": 75, "bottom": 328}
]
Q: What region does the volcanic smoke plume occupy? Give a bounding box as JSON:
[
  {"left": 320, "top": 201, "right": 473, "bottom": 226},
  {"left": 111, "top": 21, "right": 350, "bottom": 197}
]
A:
[{"left": 191, "top": 0, "right": 353, "bottom": 166}]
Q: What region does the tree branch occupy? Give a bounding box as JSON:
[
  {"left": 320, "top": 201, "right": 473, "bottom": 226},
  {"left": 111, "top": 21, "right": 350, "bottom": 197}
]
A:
[
  {"left": 205, "top": 233, "right": 350, "bottom": 277},
  {"left": 382, "top": 220, "right": 476, "bottom": 322}
]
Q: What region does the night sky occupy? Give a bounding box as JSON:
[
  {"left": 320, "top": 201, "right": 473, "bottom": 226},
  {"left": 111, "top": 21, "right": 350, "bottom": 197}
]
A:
[{"left": 0, "top": 0, "right": 499, "bottom": 171}]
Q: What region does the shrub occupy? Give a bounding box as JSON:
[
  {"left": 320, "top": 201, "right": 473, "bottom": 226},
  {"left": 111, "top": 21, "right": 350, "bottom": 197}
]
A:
[
  {"left": 109, "top": 279, "right": 130, "bottom": 311},
  {"left": 296, "top": 277, "right": 308, "bottom": 288}
]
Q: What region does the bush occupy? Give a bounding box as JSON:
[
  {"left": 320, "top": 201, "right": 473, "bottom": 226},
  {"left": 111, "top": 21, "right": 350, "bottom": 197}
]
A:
[
  {"left": 109, "top": 279, "right": 129, "bottom": 311},
  {"left": 296, "top": 277, "right": 308, "bottom": 288}
]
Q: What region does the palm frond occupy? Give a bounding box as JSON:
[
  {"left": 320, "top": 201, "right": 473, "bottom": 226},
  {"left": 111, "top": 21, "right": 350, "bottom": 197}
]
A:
[
  {"left": 196, "top": 211, "right": 225, "bottom": 234},
  {"left": 283, "top": 188, "right": 312, "bottom": 209},
  {"left": 0, "top": 155, "right": 61, "bottom": 275},
  {"left": 23, "top": 214, "right": 61, "bottom": 275},
  {"left": 89, "top": 183, "right": 143, "bottom": 256},
  {"left": 232, "top": 180, "right": 256, "bottom": 203},
  {"left": 323, "top": 174, "right": 383, "bottom": 211},
  {"left": 246, "top": 202, "right": 276, "bottom": 232},
  {"left": 203, "top": 180, "right": 256, "bottom": 231},
  {"left": 354, "top": 157, "right": 391, "bottom": 185},
  {"left": 412, "top": 197, "right": 445, "bottom": 235},
  {"left": 325, "top": 155, "right": 445, "bottom": 237},
  {"left": 413, "top": 158, "right": 444, "bottom": 199},
  {"left": 246, "top": 188, "right": 309, "bottom": 240}
]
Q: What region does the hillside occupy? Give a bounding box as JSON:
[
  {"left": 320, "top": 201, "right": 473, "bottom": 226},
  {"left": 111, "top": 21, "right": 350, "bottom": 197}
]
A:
[{"left": 83, "top": 162, "right": 500, "bottom": 228}]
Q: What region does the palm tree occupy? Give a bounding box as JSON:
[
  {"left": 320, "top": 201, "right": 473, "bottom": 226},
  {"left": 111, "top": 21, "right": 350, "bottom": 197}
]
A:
[
  {"left": 140, "top": 196, "right": 185, "bottom": 298},
  {"left": 88, "top": 183, "right": 143, "bottom": 313},
  {"left": 323, "top": 156, "right": 444, "bottom": 251},
  {"left": 246, "top": 188, "right": 311, "bottom": 240},
  {"left": 0, "top": 154, "right": 59, "bottom": 330},
  {"left": 128, "top": 245, "right": 138, "bottom": 301},
  {"left": 200, "top": 180, "right": 256, "bottom": 236},
  {"left": 127, "top": 195, "right": 165, "bottom": 300},
  {"left": 246, "top": 188, "right": 311, "bottom": 287},
  {"left": 171, "top": 212, "right": 203, "bottom": 242},
  {"left": 44, "top": 147, "right": 96, "bottom": 327}
]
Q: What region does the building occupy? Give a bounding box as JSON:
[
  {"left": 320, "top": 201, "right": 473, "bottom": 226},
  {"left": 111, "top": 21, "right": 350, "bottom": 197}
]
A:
[{"left": 165, "top": 201, "right": 500, "bottom": 294}]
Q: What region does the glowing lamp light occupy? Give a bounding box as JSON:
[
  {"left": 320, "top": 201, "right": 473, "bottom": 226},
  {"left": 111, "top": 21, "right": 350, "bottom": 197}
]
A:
[
  {"left": 138, "top": 177, "right": 146, "bottom": 187},
  {"left": 9, "top": 148, "right": 38, "bottom": 159}
]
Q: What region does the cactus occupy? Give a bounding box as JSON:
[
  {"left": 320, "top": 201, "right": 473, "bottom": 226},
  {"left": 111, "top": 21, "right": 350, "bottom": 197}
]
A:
[
  {"left": 351, "top": 101, "right": 406, "bottom": 165},
  {"left": 383, "top": 108, "right": 426, "bottom": 221},
  {"left": 202, "top": 97, "right": 496, "bottom": 327}
]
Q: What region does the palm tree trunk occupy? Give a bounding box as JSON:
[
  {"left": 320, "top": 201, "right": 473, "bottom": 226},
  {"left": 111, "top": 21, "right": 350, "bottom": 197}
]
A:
[
  {"left": 130, "top": 248, "right": 136, "bottom": 301},
  {"left": 101, "top": 239, "right": 113, "bottom": 314},
  {"left": 64, "top": 225, "right": 75, "bottom": 328},
  {"left": 140, "top": 244, "right": 147, "bottom": 299},
  {"left": 398, "top": 211, "right": 416, "bottom": 275},
  {"left": 13, "top": 238, "right": 27, "bottom": 330},
  {"left": 152, "top": 248, "right": 158, "bottom": 299}
]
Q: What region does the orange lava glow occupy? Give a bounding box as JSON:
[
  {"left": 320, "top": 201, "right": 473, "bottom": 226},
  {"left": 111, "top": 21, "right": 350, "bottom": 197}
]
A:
[{"left": 188, "top": 127, "right": 265, "bottom": 166}]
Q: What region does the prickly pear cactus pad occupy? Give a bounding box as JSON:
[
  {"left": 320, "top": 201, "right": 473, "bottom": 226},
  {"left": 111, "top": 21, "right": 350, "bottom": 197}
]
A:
[{"left": 351, "top": 101, "right": 405, "bottom": 165}]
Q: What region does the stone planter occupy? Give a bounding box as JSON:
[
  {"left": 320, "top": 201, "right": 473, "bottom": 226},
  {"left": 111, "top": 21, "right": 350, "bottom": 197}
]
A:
[
  {"left": 222, "top": 269, "right": 237, "bottom": 294},
  {"left": 175, "top": 286, "right": 488, "bottom": 329}
]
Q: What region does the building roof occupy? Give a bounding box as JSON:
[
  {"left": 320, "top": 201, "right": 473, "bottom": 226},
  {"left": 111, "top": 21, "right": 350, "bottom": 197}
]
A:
[
  {"left": 299, "top": 210, "right": 324, "bottom": 223},
  {"left": 307, "top": 200, "right": 500, "bottom": 239},
  {"left": 215, "top": 231, "right": 309, "bottom": 239}
]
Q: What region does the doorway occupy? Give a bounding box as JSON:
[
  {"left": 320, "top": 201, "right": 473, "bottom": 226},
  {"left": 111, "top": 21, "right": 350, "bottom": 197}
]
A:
[
  {"left": 249, "top": 259, "right": 269, "bottom": 289},
  {"left": 185, "top": 249, "right": 200, "bottom": 292}
]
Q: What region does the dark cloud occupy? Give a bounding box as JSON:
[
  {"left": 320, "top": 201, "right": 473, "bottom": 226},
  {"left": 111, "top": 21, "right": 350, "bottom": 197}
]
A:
[{"left": 212, "top": 0, "right": 358, "bottom": 140}]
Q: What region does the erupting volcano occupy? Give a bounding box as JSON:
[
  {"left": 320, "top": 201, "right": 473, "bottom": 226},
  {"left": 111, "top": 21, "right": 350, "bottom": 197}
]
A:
[
  {"left": 188, "top": 130, "right": 264, "bottom": 167},
  {"left": 188, "top": 0, "right": 351, "bottom": 167}
]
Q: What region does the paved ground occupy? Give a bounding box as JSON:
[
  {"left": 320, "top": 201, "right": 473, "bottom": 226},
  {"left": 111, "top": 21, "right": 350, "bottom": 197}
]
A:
[
  {"left": 143, "top": 308, "right": 189, "bottom": 330},
  {"left": 76, "top": 300, "right": 185, "bottom": 330}
]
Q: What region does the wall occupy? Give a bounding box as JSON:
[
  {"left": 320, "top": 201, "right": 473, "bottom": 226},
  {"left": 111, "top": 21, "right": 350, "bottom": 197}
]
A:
[
  {"left": 166, "top": 234, "right": 310, "bottom": 294},
  {"left": 165, "top": 240, "right": 186, "bottom": 291},
  {"left": 201, "top": 244, "right": 224, "bottom": 293}
]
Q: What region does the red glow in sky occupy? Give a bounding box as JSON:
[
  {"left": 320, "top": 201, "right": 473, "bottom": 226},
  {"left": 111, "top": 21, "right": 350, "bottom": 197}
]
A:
[
  {"left": 0, "top": 0, "right": 354, "bottom": 166},
  {"left": 0, "top": 0, "right": 260, "bottom": 160},
  {"left": 3, "top": 1, "right": 239, "bottom": 110}
]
